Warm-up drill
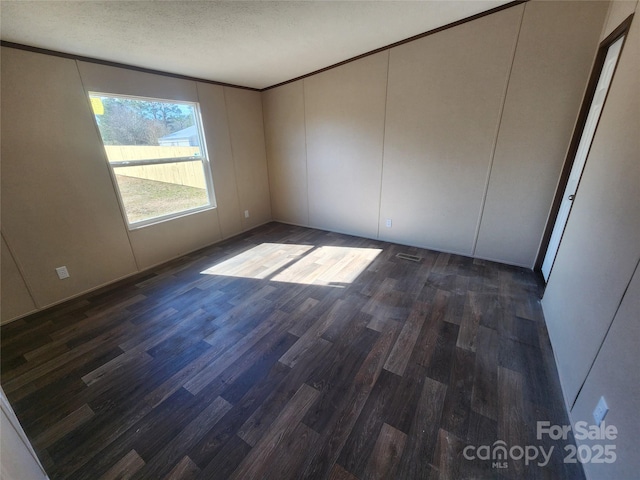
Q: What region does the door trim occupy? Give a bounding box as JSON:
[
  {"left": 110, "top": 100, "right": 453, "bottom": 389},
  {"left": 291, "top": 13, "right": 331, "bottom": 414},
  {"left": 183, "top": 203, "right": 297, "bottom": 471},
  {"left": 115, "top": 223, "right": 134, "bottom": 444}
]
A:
[{"left": 534, "top": 14, "right": 634, "bottom": 275}]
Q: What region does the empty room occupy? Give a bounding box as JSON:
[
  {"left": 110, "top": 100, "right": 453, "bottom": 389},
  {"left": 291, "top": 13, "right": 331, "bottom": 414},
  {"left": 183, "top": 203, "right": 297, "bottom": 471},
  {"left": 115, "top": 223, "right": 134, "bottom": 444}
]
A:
[{"left": 1, "top": 0, "right": 638, "bottom": 479}]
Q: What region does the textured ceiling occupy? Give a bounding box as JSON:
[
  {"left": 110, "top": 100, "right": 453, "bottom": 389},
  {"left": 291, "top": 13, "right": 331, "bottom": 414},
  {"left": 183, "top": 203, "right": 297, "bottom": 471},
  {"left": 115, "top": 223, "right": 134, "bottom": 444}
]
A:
[{"left": 0, "top": 1, "right": 511, "bottom": 90}]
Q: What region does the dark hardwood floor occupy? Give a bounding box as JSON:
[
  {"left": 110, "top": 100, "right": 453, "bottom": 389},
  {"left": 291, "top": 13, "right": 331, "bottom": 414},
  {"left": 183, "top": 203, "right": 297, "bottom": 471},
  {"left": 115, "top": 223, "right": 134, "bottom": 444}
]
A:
[{"left": 1, "top": 222, "right": 584, "bottom": 479}]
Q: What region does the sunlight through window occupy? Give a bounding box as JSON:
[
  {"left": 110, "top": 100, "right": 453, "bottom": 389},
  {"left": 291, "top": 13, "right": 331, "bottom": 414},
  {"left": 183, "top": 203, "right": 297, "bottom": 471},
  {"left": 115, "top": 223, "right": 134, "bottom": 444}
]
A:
[{"left": 200, "top": 243, "right": 382, "bottom": 287}]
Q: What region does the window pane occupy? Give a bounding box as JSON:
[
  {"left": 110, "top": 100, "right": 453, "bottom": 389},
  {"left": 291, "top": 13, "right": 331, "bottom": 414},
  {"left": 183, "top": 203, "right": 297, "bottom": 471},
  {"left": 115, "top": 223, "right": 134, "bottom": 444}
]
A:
[
  {"left": 89, "top": 92, "right": 215, "bottom": 227},
  {"left": 113, "top": 162, "right": 209, "bottom": 224},
  {"left": 90, "top": 95, "right": 202, "bottom": 161}
]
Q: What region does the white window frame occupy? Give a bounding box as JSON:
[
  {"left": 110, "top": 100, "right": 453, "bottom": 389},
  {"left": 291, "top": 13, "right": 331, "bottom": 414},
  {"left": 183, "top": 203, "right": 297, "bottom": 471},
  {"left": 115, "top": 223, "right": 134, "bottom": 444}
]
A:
[{"left": 89, "top": 92, "right": 216, "bottom": 229}]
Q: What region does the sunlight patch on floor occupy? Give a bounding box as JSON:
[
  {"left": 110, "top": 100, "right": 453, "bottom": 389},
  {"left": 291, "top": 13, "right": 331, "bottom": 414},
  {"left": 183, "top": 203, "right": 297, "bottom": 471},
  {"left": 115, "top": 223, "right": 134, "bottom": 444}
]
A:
[{"left": 201, "top": 243, "right": 382, "bottom": 287}]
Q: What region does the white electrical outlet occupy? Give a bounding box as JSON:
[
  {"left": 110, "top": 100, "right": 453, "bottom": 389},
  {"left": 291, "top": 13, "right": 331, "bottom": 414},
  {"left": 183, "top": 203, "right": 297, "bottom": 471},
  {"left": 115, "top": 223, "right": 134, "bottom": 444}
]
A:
[
  {"left": 244, "top": 210, "right": 250, "bottom": 219},
  {"left": 385, "top": 218, "right": 392, "bottom": 228},
  {"left": 55, "top": 266, "right": 70, "bottom": 280},
  {"left": 593, "top": 396, "right": 609, "bottom": 426}
]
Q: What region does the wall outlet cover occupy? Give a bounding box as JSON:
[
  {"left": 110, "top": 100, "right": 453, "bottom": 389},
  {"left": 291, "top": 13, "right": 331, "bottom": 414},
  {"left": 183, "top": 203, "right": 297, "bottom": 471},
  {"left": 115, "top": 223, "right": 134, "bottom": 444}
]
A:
[
  {"left": 55, "top": 266, "right": 70, "bottom": 280},
  {"left": 593, "top": 396, "right": 609, "bottom": 426}
]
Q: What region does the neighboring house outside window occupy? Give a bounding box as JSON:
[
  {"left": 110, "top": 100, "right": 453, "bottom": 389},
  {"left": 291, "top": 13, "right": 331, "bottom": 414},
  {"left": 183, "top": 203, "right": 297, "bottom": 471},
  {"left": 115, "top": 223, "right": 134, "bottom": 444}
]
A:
[{"left": 158, "top": 125, "right": 200, "bottom": 147}]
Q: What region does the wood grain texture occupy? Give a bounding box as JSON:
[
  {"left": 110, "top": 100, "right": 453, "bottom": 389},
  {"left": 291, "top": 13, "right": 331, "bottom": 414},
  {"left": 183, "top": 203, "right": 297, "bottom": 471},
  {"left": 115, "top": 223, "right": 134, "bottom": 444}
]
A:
[
  {"left": 99, "top": 449, "right": 145, "bottom": 480},
  {"left": 383, "top": 302, "right": 428, "bottom": 376},
  {"left": 230, "top": 383, "right": 319, "bottom": 479},
  {"left": 163, "top": 456, "right": 200, "bottom": 480},
  {"left": 32, "top": 403, "right": 94, "bottom": 449},
  {"left": 361, "top": 423, "right": 407, "bottom": 480},
  {"left": 0, "top": 222, "right": 583, "bottom": 479}
]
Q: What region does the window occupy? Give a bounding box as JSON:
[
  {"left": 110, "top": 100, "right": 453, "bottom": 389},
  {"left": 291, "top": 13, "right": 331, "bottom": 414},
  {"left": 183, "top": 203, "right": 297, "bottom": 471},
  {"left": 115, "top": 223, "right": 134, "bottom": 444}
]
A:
[{"left": 89, "top": 92, "right": 215, "bottom": 228}]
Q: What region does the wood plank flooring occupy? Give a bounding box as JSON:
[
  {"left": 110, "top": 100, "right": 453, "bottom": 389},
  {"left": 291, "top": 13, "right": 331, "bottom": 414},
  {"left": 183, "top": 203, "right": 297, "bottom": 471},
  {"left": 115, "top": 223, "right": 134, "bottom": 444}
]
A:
[{"left": 1, "top": 222, "right": 584, "bottom": 479}]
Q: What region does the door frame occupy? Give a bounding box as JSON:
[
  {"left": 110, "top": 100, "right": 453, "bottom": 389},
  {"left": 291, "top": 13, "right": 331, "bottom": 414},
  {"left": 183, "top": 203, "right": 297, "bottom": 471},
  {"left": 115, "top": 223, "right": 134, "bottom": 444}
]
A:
[{"left": 534, "top": 14, "right": 634, "bottom": 276}]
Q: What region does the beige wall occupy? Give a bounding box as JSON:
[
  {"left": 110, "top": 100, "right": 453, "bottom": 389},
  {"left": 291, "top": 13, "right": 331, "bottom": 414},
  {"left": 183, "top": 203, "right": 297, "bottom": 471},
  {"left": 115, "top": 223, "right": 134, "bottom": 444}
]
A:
[
  {"left": 263, "top": 0, "right": 607, "bottom": 266},
  {"left": 196, "top": 82, "right": 243, "bottom": 239},
  {"left": 77, "top": 60, "right": 198, "bottom": 101},
  {"left": 602, "top": 0, "right": 637, "bottom": 37},
  {"left": 1, "top": 236, "right": 37, "bottom": 322},
  {"left": 1, "top": 49, "right": 270, "bottom": 323},
  {"left": 474, "top": 0, "right": 610, "bottom": 266},
  {"left": 381, "top": 5, "right": 522, "bottom": 255},
  {"left": 305, "top": 52, "right": 388, "bottom": 239},
  {"left": 542, "top": 3, "right": 639, "bottom": 478},
  {"left": 263, "top": 80, "right": 309, "bottom": 226},
  {"left": 127, "top": 209, "right": 222, "bottom": 271},
  {"left": 224, "top": 88, "right": 272, "bottom": 231},
  {"left": 1, "top": 50, "right": 139, "bottom": 313},
  {"left": 570, "top": 264, "right": 640, "bottom": 480}
]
